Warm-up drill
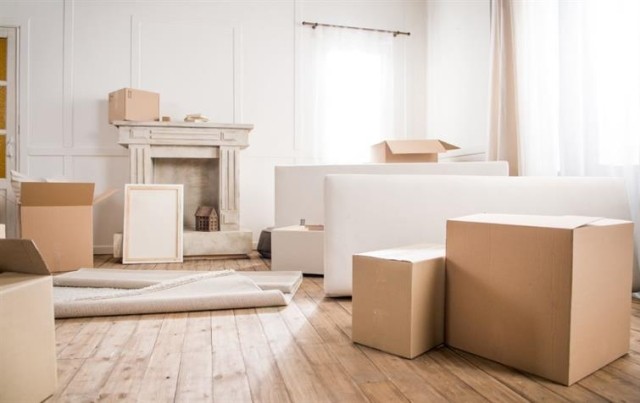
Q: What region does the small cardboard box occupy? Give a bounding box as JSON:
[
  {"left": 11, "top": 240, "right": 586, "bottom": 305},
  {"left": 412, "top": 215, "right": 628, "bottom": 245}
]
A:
[
  {"left": 108, "top": 87, "right": 160, "bottom": 123},
  {"left": 446, "top": 214, "right": 633, "bottom": 385},
  {"left": 271, "top": 224, "right": 324, "bottom": 274},
  {"left": 20, "top": 182, "right": 116, "bottom": 272},
  {"left": 352, "top": 244, "right": 445, "bottom": 358},
  {"left": 371, "top": 139, "right": 459, "bottom": 163},
  {"left": 0, "top": 239, "right": 57, "bottom": 403}
]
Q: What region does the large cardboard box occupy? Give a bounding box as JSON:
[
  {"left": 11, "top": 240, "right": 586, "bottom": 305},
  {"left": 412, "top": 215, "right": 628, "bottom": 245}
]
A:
[
  {"left": 371, "top": 139, "right": 459, "bottom": 163},
  {"left": 20, "top": 182, "right": 116, "bottom": 272},
  {"left": 0, "top": 239, "right": 57, "bottom": 403},
  {"left": 108, "top": 87, "right": 159, "bottom": 123},
  {"left": 446, "top": 214, "right": 633, "bottom": 385},
  {"left": 271, "top": 224, "right": 324, "bottom": 274},
  {"left": 352, "top": 244, "right": 445, "bottom": 358}
]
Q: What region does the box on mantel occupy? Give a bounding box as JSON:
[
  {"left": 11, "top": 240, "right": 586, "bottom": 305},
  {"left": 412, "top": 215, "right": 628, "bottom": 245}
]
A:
[
  {"left": 108, "top": 87, "right": 159, "bottom": 123},
  {"left": 446, "top": 214, "right": 633, "bottom": 385}
]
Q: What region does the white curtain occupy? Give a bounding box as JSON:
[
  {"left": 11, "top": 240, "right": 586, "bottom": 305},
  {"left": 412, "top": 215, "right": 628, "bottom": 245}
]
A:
[
  {"left": 489, "top": 0, "right": 640, "bottom": 291},
  {"left": 301, "top": 27, "right": 398, "bottom": 163}
]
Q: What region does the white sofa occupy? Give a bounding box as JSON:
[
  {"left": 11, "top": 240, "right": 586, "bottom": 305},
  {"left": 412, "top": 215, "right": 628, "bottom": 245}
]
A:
[
  {"left": 324, "top": 175, "right": 639, "bottom": 296},
  {"left": 274, "top": 162, "right": 509, "bottom": 227}
]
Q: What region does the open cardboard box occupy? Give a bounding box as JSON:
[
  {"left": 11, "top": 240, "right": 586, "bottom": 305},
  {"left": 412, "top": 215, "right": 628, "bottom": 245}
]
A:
[
  {"left": 0, "top": 239, "right": 57, "bottom": 402},
  {"left": 20, "top": 182, "right": 118, "bottom": 272},
  {"left": 371, "top": 139, "right": 459, "bottom": 163}
]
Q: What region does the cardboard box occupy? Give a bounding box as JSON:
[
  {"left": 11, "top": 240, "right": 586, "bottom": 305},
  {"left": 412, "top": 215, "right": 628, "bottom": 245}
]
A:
[
  {"left": 446, "top": 214, "right": 633, "bottom": 385},
  {"left": 0, "top": 239, "right": 57, "bottom": 403},
  {"left": 20, "top": 182, "right": 116, "bottom": 272},
  {"left": 352, "top": 244, "right": 445, "bottom": 358},
  {"left": 0, "top": 223, "right": 5, "bottom": 239},
  {"left": 271, "top": 225, "right": 324, "bottom": 274},
  {"left": 371, "top": 139, "right": 459, "bottom": 163},
  {"left": 108, "top": 88, "right": 160, "bottom": 123}
]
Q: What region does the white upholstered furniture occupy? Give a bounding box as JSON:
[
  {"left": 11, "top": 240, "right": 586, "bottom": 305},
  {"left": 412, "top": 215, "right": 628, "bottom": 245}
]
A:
[
  {"left": 275, "top": 162, "right": 509, "bottom": 227},
  {"left": 324, "top": 175, "right": 639, "bottom": 296}
]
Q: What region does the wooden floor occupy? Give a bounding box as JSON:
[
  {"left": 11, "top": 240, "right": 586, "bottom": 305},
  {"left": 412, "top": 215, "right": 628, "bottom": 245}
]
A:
[{"left": 49, "top": 253, "right": 640, "bottom": 402}]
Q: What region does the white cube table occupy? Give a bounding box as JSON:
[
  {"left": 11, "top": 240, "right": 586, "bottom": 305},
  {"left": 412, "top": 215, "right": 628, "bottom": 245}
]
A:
[{"left": 271, "top": 225, "right": 324, "bottom": 275}]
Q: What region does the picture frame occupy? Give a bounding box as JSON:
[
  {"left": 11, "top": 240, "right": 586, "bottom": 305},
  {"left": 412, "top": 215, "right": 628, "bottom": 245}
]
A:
[{"left": 122, "top": 184, "right": 184, "bottom": 264}]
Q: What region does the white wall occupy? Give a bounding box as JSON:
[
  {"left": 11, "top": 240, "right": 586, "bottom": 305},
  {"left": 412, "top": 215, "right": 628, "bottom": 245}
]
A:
[
  {"left": 0, "top": 0, "right": 427, "bottom": 252},
  {"left": 425, "top": 0, "right": 491, "bottom": 159}
]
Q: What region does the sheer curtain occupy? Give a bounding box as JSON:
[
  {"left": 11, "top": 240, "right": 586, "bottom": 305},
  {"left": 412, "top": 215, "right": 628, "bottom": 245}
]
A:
[
  {"left": 489, "top": 0, "right": 640, "bottom": 292},
  {"left": 301, "top": 27, "right": 397, "bottom": 163}
]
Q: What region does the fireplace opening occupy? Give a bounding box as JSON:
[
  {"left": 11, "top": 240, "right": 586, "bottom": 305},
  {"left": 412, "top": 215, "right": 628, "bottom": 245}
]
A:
[{"left": 153, "top": 158, "right": 220, "bottom": 231}]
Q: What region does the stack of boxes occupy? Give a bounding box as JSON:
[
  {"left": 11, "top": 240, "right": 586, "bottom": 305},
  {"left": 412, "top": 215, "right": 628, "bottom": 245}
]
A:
[{"left": 352, "top": 214, "right": 633, "bottom": 385}]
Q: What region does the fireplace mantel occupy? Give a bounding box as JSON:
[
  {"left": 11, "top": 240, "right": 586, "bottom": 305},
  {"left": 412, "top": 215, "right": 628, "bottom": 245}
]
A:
[{"left": 114, "top": 121, "right": 254, "bottom": 257}]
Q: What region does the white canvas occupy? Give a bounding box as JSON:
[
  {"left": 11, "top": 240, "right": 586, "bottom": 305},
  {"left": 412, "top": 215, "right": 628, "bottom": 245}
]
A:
[{"left": 123, "top": 184, "right": 184, "bottom": 264}]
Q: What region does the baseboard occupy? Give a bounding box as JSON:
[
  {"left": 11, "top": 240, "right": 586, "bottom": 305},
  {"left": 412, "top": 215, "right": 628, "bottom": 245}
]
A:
[{"left": 94, "top": 245, "right": 113, "bottom": 255}]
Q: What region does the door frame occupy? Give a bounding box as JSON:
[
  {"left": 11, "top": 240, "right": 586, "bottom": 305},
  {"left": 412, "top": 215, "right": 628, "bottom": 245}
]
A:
[{"left": 0, "top": 26, "right": 19, "bottom": 238}]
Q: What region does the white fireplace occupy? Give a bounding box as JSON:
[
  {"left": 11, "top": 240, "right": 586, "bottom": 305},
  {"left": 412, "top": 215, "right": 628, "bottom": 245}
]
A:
[{"left": 113, "top": 121, "right": 254, "bottom": 256}]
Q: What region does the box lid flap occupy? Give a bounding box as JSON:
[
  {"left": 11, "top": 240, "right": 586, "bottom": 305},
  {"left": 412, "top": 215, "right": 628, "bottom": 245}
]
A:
[
  {"left": 449, "top": 213, "right": 608, "bottom": 229},
  {"left": 381, "top": 139, "right": 459, "bottom": 155},
  {"left": 0, "top": 239, "right": 51, "bottom": 275},
  {"left": 21, "top": 182, "right": 95, "bottom": 206},
  {"left": 356, "top": 243, "right": 445, "bottom": 263}
]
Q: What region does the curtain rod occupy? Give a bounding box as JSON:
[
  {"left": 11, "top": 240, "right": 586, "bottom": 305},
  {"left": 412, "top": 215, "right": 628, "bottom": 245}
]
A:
[{"left": 302, "top": 21, "right": 410, "bottom": 37}]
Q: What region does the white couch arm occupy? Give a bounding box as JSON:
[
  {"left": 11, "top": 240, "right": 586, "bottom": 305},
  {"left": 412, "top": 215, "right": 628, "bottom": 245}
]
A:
[{"left": 324, "top": 175, "right": 638, "bottom": 296}]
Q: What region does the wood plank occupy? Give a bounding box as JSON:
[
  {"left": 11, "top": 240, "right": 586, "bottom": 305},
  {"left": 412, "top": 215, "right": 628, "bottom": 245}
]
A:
[
  {"left": 59, "top": 357, "right": 118, "bottom": 401},
  {"left": 92, "top": 315, "right": 140, "bottom": 359},
  {"left": 54, "top": 318, "right": 87, "bottom": 354},
  {"left": 235, "top": 309, "right": 291, "bottom": 403},
  {"left": 278, "top": 300, "right": 369, "bottom": 402},
  {"left": 136, "top": 313, "right": 188, "bottom": 401},
  {"left": 175, "top": 311, "right": 213, "bottom": 402},
  {"left": 429, "top": 347, "right": 527, "bottom": 402},
  {"left": 211, "top": 310, "right": 253, "bottom": 402},
  {"left": 579, "top": 366, "right": 640, "bottom": 402},
  {"left": 606, "top": 355, "right": 640, "bottom": 381},
  {"left": 93, "top": 254, "right": 112, "bottom": 267},
  {"left": 454, "top": 349, "right": 570, "bottom": 402},
  {"left": 359, "top": 346, "right": 448, "bottom": 402},
  {"left": 256, "top": 306, "right": 334, "bottom": 402},
  {"left": 293, "top": 287, "right": 389, "bottom": 385},
  {"left": 359, "top": 380, "right": 411, "bottom": 403},
  {"left": 46, "top": 359, "right": 84, "bottom": 402},
  {"left": 98, "top": 314, "right": 164, "bottom": 400},
  {"left": 410, "top": 353, "right": 489, "bottom": 402},
  {"left": 58, "top": 317, "right": 112, "bottom": 359}
]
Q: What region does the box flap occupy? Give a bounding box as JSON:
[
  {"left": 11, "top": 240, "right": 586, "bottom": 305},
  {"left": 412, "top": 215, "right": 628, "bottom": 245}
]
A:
[
  {"left": 583, "top": 218, "right": 633, "bottom": 227},
  {"left": 356, "top": 243, "right": 445, "bottom": 263},
  {"left": 449, "top": 213, "right": 603, "bottom": 230},
  {"left": 21, "top": 182, "right": 95, "bottom": 206},
  {"left": 93, "top": 188, "right": 119, "bottom": 205},
  {"left": 382, "top": 140, "right": 460, "bottom": 155},
  {"left": 0, "top": 239, "right": 51, "bottom": 275}
]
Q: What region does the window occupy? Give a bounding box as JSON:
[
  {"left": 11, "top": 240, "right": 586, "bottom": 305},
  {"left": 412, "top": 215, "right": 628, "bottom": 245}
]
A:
[{"left": 301, "top": 27, "right": 401, "bottom": 163}]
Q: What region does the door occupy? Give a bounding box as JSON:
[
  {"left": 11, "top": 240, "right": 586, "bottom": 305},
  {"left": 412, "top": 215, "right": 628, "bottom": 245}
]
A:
[{"left": 0, "top": 27, "right": 18, "bottom": 237}]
